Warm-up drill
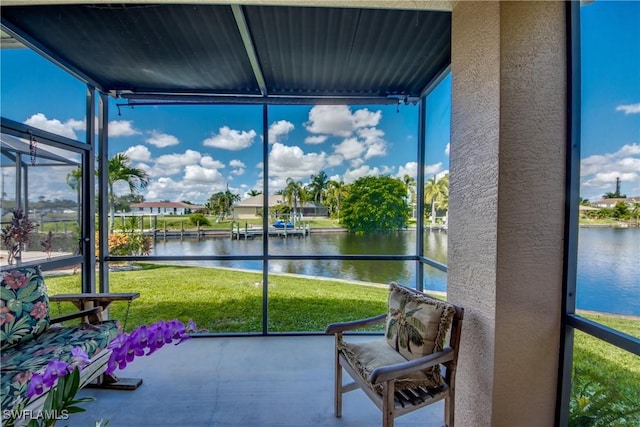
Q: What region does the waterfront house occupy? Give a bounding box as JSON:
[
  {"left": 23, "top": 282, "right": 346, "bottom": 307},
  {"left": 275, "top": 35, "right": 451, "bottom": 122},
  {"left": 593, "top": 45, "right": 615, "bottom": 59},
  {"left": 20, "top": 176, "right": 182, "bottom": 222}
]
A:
[
  {"left": 233, "top": 195, "right": 329, "bottom": 219},
  {"left": 591, "top": 196, "right": 640, "bottom": 209},
  {"left": 129, "top": 201, "right": 206, "bottom": 216}
]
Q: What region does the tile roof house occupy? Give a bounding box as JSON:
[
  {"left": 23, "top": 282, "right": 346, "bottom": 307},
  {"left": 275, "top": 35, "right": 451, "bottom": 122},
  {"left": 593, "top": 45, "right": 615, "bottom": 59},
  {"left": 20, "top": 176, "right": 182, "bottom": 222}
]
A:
[
  {"left": 591, "top": 196, "right": 640, "bottom": 208},
  {"left": 130, "top": 202, "right": 206, "bottom": 215},
  {"left": 233, "top": 195, "right": 328, "bottom": 219}
]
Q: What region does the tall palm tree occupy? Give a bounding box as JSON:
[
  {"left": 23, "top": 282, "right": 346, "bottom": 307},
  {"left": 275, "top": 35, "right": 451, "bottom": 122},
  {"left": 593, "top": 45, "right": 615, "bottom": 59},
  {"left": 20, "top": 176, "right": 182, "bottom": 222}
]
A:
[
  {"left": 283, "top": 177, "right": 304, "bottom": 223},
  {"left": 107, "top": 153, "right": 149, "bottom": 230},
  {"left": 325, "top": 180, "right": 348, "bottom": 221},
  {"left": 424, "top": 174, "right": 448, "bottom": 226},
  {"left": 66, "top": 167, "right": 83, "bottom": 191},
  {"left": 402, "top": 174, "right": 417, "bottom": 205},
  {"left": 308, "top": 171, "right": 329, "bottom": 204},
  {"left": 402, "top": 174, "right": 417, "bottom": 218}
]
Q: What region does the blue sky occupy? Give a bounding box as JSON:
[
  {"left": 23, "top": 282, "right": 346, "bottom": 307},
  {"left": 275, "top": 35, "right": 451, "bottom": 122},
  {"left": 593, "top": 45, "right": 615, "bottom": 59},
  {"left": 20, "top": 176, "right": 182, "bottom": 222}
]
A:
[{"left": 1, "top": 1, "right": 638, "bottom": 205}]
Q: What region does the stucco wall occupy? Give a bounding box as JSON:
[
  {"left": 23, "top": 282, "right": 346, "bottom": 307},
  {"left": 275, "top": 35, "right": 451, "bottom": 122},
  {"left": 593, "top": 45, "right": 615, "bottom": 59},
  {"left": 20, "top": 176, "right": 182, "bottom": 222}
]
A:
[{"left": 449, "top": 2, "right": 566, "bottom": 425}]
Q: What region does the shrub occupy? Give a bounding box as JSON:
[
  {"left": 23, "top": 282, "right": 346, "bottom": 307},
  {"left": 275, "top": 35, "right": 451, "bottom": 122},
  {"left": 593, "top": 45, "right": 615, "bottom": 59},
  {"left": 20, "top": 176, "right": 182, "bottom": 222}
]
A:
[{"left": 189, "top": 213, "right": 210, "bottom": 226}]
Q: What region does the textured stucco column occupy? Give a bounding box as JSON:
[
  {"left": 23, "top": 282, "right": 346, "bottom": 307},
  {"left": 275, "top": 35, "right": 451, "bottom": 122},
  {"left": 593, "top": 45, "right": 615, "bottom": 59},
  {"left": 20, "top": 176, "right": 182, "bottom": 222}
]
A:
[{"left": 448, "top": 2, "right": 566, "bottom": 426}]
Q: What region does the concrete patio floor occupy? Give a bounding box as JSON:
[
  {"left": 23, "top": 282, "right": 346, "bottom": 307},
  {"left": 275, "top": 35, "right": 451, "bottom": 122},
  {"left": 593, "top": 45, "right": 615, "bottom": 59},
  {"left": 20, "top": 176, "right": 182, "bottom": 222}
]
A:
[{"left": 65, "top": 335, "right": 445, "bottom": 427}]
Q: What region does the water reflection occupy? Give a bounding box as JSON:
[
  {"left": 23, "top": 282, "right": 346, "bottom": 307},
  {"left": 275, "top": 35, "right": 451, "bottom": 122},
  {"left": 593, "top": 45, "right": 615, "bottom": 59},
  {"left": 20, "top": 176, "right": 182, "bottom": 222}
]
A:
[{"left": 152, "top": 230, "right": 447, "bottom": 291}]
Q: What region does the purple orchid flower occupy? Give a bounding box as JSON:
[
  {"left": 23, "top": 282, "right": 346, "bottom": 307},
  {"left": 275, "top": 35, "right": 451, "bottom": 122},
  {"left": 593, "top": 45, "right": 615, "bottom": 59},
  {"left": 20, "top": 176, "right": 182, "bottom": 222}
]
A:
[
  {"left": 26, "top": 373, "right": 45, "bottom": 398},
  {"left": 104, "top": 319, "right": 198, "bottom": 373},
  {"left": 43, "top": 360, "right": 69, "bottom": 388},
  {"left": 69, "top": 347, "right": 91, "bottom": 371}
]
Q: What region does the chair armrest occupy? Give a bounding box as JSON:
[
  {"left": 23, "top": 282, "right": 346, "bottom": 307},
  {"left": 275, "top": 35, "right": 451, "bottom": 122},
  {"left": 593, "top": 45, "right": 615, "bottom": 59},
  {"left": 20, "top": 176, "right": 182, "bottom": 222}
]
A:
[
  {"left": 49, "top": 293, "right": 140, "bottom": 303},
  {"left": 325, "top": 313, "right": 387, "bottom": 334},
  {"left": 50, "top": 306, "right": 103, "bottom": 324},
  {"left": 369, "top": 347, "right": 454, "bottom": 384}
]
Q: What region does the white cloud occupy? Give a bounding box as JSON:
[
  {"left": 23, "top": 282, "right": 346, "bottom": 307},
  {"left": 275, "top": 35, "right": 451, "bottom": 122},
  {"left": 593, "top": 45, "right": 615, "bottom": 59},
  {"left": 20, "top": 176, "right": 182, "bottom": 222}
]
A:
[
  {"left": 152, "top": 149, "right": 202, "bottom": 176},
  {"left": 305, "top": 135, "right": 328, "bottom": 145},
  {"left": 24, "top": 113, "right": 83, "bottom": 139},
  {"left": 146, "top": 130, "right": 179, "bottom": 148},
  {"left": 350, "top": 158, "right": 365, "bottom": 168},
  {"left": 616, "top": 103, "right": 640, "bottom": 115},
  {"left": 333, "top": 137, "right": 365, "bottom": 160},
  {"left": 124, "top": 145, "right": 152, "bottom": 162},
  {"left": 425, "top": 162, "right": 443, "bottom": 176},
  {"left": 145, "top": 175, "right": 229, "bottom": 204},
  {"left": 268, "top": 143, "right": 327, "bottom": 183},
  {"left": 199, "top": 155, "right": 225, "bottom": 170},
  {"left": 343, "top": 165, "right": 383, "bottom": 183},
  {"left": 327, "top": 154, "right": 343, "bottom": 167},
  {"left": 304, "top": 105, "right": 382, "bottom": 137},
  {"left": 353, "top": 109, "right": 382, "bottom": 128},
  {"left": 397, "top": 161, "right": 418, "bottom": 179},
  {"left": 229, "top": 159, "right": 245, "bottom": 176},
  {"left": 203, "top": 126, "right": 256, "bottom": 151},
  {"left": 184, "top": 164, "right": 225, "bottom": 183},
  {"left": 364, "top": 140, "right": 387, "bottom": 159},
  {"left": 580, "top": 143, "right": 640, "bottom": 199},
  {"left": 268, "top": 120, "right": 294, "bottom": 144},
  {"left": 23, "top": 114, "right": 143, "bottom": 141},
  {"left": 445, "top": 143, "right": 450, "bottom": 156},
  {"left": 109, "top": 120, "right": 141, "bottom": 137},
  {"left": 357, "top": 127, "right": 387, "bottom": 159}
]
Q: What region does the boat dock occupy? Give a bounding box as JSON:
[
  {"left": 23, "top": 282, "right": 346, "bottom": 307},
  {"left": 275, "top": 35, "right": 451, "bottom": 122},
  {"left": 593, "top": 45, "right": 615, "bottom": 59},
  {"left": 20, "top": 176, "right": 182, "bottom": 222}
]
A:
[{"left": 231, "top": 226, "right": 310, "bottom": 240}]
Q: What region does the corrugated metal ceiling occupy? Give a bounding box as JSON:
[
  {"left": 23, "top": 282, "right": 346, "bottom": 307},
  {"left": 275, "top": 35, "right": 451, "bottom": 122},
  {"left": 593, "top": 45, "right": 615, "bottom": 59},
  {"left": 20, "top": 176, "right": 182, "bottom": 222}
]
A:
[{"left": 1, "top": 3, "right": 451, "bottom": 104}]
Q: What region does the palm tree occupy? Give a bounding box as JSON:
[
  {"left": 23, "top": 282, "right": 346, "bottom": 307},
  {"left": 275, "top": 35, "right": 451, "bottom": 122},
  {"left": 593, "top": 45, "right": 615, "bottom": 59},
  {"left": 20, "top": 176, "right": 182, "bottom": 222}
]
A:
[
  {"left": 107, "top": 153, "right": 149, "bottom": 230},
  {"left": 247, "top": 189, "right": 262, "bottom": 197},
  {"left": 307, "top": 171, "right": 329, "bottom": 204},
  {"left": 66, "top": 167, "right": 83, "bottom": 191},
  {"left": 325, "top": 180, "right": 348, "bottom": 221},
  {"left": 283, "top": 177, "right": 304, "bottom": 223},
  {"left": 402, "top": 174, "right": 417, "bottom": 218},
  {"left": 424, "top": 173, "right": 448, "bottom": 226}
]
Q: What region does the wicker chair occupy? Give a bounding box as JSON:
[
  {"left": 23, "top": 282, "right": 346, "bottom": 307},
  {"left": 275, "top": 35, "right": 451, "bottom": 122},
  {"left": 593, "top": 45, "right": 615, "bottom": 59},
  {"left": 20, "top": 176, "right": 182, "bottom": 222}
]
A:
[{"left": 325, "top": 282, "right": 464, "bottom": 427}]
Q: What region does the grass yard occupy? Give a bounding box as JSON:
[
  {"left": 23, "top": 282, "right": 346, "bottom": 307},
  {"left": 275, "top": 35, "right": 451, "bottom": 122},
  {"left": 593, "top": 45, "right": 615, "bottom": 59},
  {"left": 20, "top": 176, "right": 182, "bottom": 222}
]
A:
[{"left": 45, "top": 263, "right": 389, "bottom": 333}]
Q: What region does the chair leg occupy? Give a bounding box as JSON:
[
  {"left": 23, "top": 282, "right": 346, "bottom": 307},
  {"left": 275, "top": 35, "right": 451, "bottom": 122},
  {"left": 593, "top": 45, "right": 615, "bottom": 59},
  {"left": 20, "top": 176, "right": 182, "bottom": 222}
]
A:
[
  {"left": 334, "top": 341, "right": 343, "bottom": 418},
  {"left": 382, "top": 381, "right": 395, "bottom": 427},
  {"left": 444, "top": 394, "right": 454, "bottom": 427}
]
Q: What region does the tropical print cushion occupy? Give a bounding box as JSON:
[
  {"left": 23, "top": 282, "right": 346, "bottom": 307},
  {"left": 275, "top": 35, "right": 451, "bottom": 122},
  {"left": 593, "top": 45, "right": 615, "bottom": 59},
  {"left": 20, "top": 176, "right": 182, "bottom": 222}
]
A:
[
  {"left": 338, "top": 339, "right": 444, "bottom": 392},
  {"left": 385, "top": 282, "right": 455, "bottom": 360},
  {"left": 0, "top": 320, "right": 119, "bottom": 413},
  {"left": 0, "top": 267, "right": 50, "bottom": 351}
]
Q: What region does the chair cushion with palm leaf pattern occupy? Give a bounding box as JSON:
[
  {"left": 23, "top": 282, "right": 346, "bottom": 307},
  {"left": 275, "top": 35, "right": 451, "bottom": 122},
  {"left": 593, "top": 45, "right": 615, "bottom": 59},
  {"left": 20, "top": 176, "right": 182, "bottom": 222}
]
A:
[
  {"left": 338, "top": 282, "right": 456, "bottom": 393},
  {"left": 0, "top": 267, "right": 50, "bottom": 351},
  {"left": 385, "top": 282, "right": 455, "bottom": 361}
]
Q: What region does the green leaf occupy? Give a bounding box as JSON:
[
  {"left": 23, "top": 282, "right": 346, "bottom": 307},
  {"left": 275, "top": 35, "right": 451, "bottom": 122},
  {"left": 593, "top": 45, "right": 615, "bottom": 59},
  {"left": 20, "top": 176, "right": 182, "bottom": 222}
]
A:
[
  {"left": 65, "top": 406, "right": 87, "bottom": 414},
  {"left": 16, "top": 280, "right": 37, "bottom": 299},
  {"left": 0, "top": 286, "right": 16, "bottom": 300},
  {"left": 6, "top": 299, "right": 23, "bottom": 316}
]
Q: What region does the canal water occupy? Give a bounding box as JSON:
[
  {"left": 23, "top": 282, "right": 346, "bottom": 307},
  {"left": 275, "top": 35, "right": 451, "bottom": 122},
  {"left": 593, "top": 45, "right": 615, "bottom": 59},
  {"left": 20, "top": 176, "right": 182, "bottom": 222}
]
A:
[{"left": 151, "top": 227, "right": 639, "bottom": 316}]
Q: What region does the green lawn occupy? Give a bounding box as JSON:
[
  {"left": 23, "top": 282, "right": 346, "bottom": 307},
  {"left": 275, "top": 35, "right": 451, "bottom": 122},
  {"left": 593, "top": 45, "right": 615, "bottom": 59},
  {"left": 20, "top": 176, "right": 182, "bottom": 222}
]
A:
[{"left": 45, "top": 263, "right": 388, "bottom": 333}]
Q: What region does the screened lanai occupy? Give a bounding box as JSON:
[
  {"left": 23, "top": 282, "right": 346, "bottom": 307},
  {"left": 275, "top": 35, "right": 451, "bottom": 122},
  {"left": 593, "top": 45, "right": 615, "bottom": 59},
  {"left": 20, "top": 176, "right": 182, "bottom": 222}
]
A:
[
  {"left": 2, "top": 2, "right": 638, "bottom": 426},
  {"left": 1, "top": 1, "right": 453, "bottom": 318}
]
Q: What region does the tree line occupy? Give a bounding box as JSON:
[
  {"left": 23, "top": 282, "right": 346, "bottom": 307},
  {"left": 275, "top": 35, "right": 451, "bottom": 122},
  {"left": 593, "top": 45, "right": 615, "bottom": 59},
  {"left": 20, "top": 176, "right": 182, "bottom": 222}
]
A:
[{"left": 67, "top": 152, "right": 451, "bottom": 233}]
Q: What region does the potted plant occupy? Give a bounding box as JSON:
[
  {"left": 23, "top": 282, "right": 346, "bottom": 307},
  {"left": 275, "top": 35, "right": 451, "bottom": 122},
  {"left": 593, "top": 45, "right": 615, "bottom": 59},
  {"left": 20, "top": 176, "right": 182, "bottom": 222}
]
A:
[{"left": 1, "top": 209, "right": 36, "bottom": 265}]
